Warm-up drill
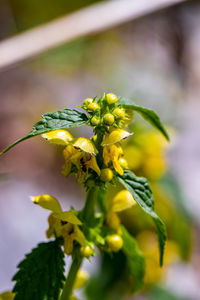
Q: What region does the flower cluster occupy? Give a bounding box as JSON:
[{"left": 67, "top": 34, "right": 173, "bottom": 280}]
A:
[{"left": 42, "top": 93, "right": 133, "bottom": 185}]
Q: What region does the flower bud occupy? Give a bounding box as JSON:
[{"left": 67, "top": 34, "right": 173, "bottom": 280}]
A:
[
  {"left": 118, "top": 157, "right": 128, "bottom": 169},
  {"left": 91, "top": 116, "right": 100, "bottom": 126},
  {"left": 83, "top": 98, "right": 93, "bottom": 106},
  {"left": 103, "top": 113, "right": 115, "bottom": 126},
  {"left": 80, "top": 245, "right": 93, "bottom": 258},
  {"left": 113, "top": 108, "right": 125, "bottom": 119},
  {"left": 87, "top": 102, "right": 99, "bottom": 112},
  {"left": 100, "top": 168, "right": 113, "bottom": 182},
  {"left": 107, "top": 234, "right": 123, "bottom": 252},
  {"left": 106, "top": 93, "right": 118, "bottom": 104}
]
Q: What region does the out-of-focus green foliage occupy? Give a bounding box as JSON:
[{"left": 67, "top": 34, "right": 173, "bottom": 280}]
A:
[{"left": 148, "top": 285, "right": 187, "bottom": 300}]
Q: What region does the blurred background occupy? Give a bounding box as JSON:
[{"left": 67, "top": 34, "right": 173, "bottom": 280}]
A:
[{"left": 0, "top": 0, "right": 200, "bottom": 299}]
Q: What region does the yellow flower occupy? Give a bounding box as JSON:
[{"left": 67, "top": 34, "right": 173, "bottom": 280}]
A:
[
  {"left": 73, "top": 137, "right": 98, "bottom": 154},
  {"left": 112, "top": 190, "right": 136, "bottom": 212},
  {"left": 62, "top": 139, "right": 100, "bottom": 182},
  {"left": 62, "top": 223, "right": 85, "bottom": 255},
  {"left": 31, "top": 194, "right": 62, "bottom": 213},
  {"left": 107, "top": 190, "right": 136, "bottom": 233},
  {"left": 42, "top": 129, "right": 73, "bottom": 145},
  {"left": 0, "top": 292, "right": 15, "bottom": 300},
  {"left": 101, "top": 129, "right": 132, "bottom": 146},
  {"left": 42, "top": 130, "right": 100, "bottom": 181},
  {"left": 31, "top": 195, "right": 85, "bottom": 254},
  {"left": 103, "top": 144, "right": 124, "bottom": 175}
]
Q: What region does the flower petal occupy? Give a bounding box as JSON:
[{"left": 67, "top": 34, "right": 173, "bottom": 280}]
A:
[
  {"left": 31, "top": 195, "right": 62, "bottom": 213},
  {"left": 42, "top": 130, "right": 73, "bottom": 145},
  {"left": 101, "top": 129, "right": 133, "bottom": 146},
  {"left": 53, "top": 211, "right": 82, "bottom": 225},
  {"left": 87, "top": 155, "right": 101, "bottom": 176},
  {"left": 112, "top": 190, "right": 136, "bottom": 212},
  {"left": 73, "top": 137, "right": 98, "bottom": 154},
  {"left": 74, "top": 226, "right": 86, "bottom": 245}
]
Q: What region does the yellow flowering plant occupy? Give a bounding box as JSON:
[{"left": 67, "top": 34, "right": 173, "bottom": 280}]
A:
[
  {"left": 0, "top": 93, "right": 169, "bottom": 300},
  {"left": 86, "top": 126, "right": 191, "bottom": 300}
]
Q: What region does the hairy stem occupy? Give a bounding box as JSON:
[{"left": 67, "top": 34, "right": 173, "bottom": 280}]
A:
[
  {"left": 81, "top": 187, "right": 97, "bottom": 225},
  {"left": 60, "top": 251, "right": 83, "bottom": 300},
  {"left": 60, "top": 188, "right": 97, "bottom": 299}
]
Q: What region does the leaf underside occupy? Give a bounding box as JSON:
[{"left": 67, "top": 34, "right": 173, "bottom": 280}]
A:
[
  {"left": 12, "top": 239, "right": 65, "bottom": 300},
  {"left": 1, "top": 108, "right": 88, "bottom": 154},
  {"left": 118, "top": 170, "right": 167, "bottom": 266},
  {"left": 118, "top": 98, "right": 169, "bottom": 141}
]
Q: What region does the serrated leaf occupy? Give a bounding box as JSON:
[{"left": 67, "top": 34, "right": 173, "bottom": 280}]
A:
[
  {"left": 12, "top": 239, "right": 65, "bottom": 300},
  {"left": 118, "top": 170, "right": 166, "bottom": 266},
  {"left": 118, "top": 98, "right": 169, "bottom": 141},
  {"left": 121, "top": 225, "right": 145, "bottom": 292},
  {"left": 1, "top": 109, "right": 88, "bottom": 154}
]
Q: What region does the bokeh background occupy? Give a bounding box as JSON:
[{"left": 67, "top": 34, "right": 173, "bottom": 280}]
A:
[{"left": 0, "top": 0, "right": 200, "bottom": 299}]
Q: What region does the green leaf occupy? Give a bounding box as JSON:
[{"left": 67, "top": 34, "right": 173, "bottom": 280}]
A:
[
  {"left": 12, "top": 239, "right": 65, "bottom": 300},
  {"left": 1, "top": 108, "right": 88, "bottom": 154},
  {"left": 118, "top": 98, "right": 169, "bottom": 141},
  {"left": 121, "top": 225, "right": 145, "bottom": 292},
  {"left": 118, "top": 170, "right": 167, "bottom": 266}
]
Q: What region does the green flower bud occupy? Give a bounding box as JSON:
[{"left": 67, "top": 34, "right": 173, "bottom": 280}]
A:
[
  {"left": 100, "top": 168, "right": 113, "bottom": 182},
  {"left": 80, "top": 245, "right": 93, "bottom": 258},
  {"left": 103, "top": 113, "right": 115, "bottom": 126},
  {"left": 113, "top": 108, "right": 125, "bottom": 119},
  {"left": 106, "top": 93, "right": 118, "bottom": 104},
  {"left": 107, "top": 234, "right": 123, "bottom": 252},
  {"left": 91, "top": 116, "right": 100, "bottom": 126}
]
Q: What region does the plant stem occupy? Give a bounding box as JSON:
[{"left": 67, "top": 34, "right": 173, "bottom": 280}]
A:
[
  {"left": 60, "top": 252, "right": 83, "bottom": 300},
  {"left": 82, "top": 187, "right": 97, "bottom": 225},
  {"left": 60, "top": 188, "right": 97, "bottom": 300}
]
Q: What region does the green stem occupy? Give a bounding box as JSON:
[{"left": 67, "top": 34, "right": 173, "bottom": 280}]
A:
[
  {"left": 60, "top": 252, "right": 83, "bottom": 300},
  {"left": 60, "top": 188, "right": 97, "bottom": 300},
  {"left": 82, "top": 187, "right": 97, "bottom": 225},
  {"left": 95, "top": 128, "right": 104, "bottom": 167}
]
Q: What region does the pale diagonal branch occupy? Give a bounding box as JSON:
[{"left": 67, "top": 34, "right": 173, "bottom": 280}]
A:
[{"left": 0, "top": 0, "right": 187, "bottom": 71}]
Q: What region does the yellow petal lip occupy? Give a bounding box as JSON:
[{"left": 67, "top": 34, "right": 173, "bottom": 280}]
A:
[
  {"left": 73, "top": 137, "right": 98, "bottom": 154},
  {"left": 101, "top": 129, "right": 133, "bottom": 146},
  {"left": 112, "top": 190, "right": 136, "bottom": 212},
  {"left": 53, "top": 211, "right": 82, "bottom": 225},
  {"left": 42, "top": 130, "right": 73, "bottom": 145},
  {"left": 31, "top": 195, "right": 62, "bottom": 213}
]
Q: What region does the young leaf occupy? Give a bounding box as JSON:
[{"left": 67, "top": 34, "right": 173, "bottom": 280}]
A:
[
  {"left": 118, "top": 98, "right": 169, "bottom": 141},
  {"left": 118, "top": 170, "right": 166, "bottom": 266},
  {"left": 12, "top": 239, "right": 65, "bottom": 300},
  {"left": 1, "top": 109, "right": 88, "bottom": 154},
  {"left": 121, "top": 225, "right": 145, "bottom": 292}
]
